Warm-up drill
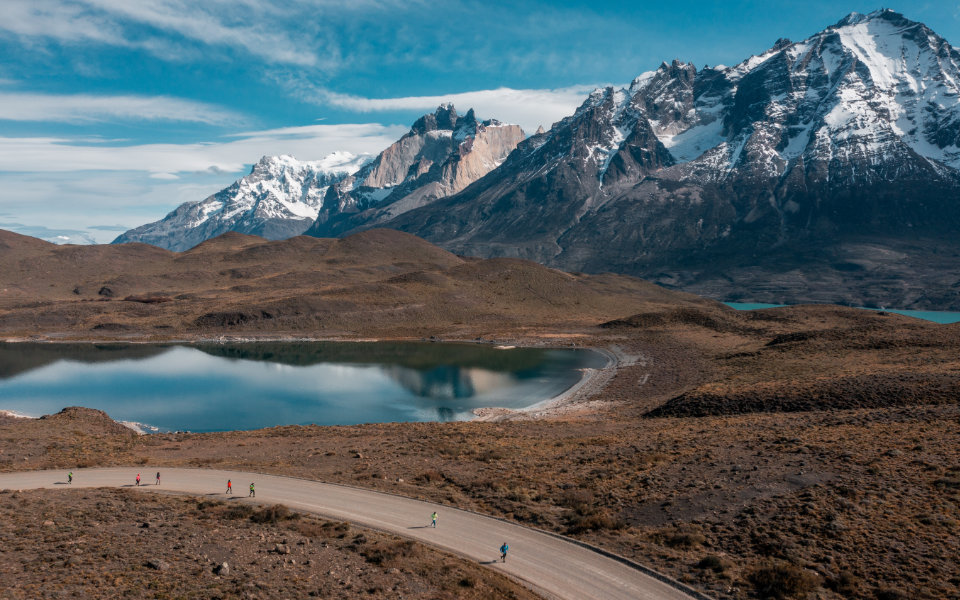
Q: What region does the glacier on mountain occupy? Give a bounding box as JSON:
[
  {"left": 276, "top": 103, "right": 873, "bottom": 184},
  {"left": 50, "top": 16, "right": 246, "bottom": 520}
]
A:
[{"left": 113, "top": 152, "right": 370, "bottom": 251}]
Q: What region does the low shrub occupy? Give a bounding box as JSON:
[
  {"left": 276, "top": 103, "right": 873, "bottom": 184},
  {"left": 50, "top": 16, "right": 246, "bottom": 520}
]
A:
[
  {"left": 195, "top": 500, "right": 222, "bottom": 511},
  {"left": 414, "top": 470, "right": 446, "bottom": 484},
  {"left": 566, "top": 512, "right": 625, "bottom": 535},
  {"left": 478, "top": 448, "right": 506, "bottom": 462},
  {"left": 559, "top": 489, "right": 595, "bottom": 512},
  {"left": 748, "top": 559, "right": 820, "bottom": 599},
  {"left": 695, "top": 555, "right": 730, "bottom": 573},
  {"left": 825, "top": 570, "right": 860, "bottom": 595},
  {"left": 250, "top": 504, "right": 295, "bottom": 524},
  {"left": 361, "top": 539, "right": 418, "bottom": 565},
  {"left": 222, "top": 504, "right": 254, "bottom": 520},
  {"left": 664, "top": 532, "right": 706, "bottom": 548}
]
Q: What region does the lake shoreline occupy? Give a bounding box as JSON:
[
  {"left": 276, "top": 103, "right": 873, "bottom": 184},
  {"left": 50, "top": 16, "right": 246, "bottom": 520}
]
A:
[
  {"left": 0, "top": 337, "right": 616, "bottom": 432},
  {"left": 725, "top": 302, "right": 960, "bottom": 324},
  {"left": 472, "top": 346, "right": 625, "bottom": 421}
]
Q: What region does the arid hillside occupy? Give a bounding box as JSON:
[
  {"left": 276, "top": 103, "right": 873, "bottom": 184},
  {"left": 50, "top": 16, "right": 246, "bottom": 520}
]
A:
[
  {"left": 0, "top": 228, "right": 715, "bottom": 340},
  {"left": 1, "top": 228, "right": 958, "bottom": 600},
  {"left": 0, "top": 486, "right": 539, "bottom": 600}
]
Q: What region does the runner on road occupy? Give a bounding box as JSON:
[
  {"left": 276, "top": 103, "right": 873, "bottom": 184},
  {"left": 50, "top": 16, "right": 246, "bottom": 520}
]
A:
[
  {"left": 431, "top": 512, "right": 438, "bottom": 528},
  {"left": 155, "top": 472, "right": 160, "bottom": 485},
  {"left": 249, "top": 482, "right": 255, "bottom": 497},
  {"left": 136, "top": 473, "right": 140, "bottom": 486},
  {"left": 500, "top": 542, "right": 509, "bottom": 563},
  {"left": 226, "top": 479, "right": 232, "bottom": 494},
  {"left": 67, "top": 472, "right": 72, "bottom": 484}
]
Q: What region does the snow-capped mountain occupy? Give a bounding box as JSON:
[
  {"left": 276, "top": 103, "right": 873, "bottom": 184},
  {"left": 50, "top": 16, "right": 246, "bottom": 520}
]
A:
[
  {"left": 304, "top": 104, "right": 524, "bottom": 237},
  {"left": 113, "top": 152, "right": 370, "bottom": 251},
  {"left": 361, "top": 10, "right": 960, "bottom": 309},
  {"left": 115, "top": 105, "right": 523, "bottom": 252}
]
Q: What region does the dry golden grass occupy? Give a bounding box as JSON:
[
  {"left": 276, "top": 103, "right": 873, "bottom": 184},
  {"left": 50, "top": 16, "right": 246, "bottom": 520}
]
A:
[{"left": 1, "top": 229, "right": 959, "bottom": 599}]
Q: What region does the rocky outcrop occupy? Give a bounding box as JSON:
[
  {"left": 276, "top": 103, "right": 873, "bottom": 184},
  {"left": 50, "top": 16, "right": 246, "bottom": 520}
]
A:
[{"left": 304, "top": 104, "right": 524, "bottom": 237}]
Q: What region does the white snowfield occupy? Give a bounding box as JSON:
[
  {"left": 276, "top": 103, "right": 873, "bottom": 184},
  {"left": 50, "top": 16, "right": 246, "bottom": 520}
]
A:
[
  {"left": 0, "top": 468, "right": 705, "bottom": 600},
  {"left": 566, "top": 9, "right": 960, "bottom": 181}
]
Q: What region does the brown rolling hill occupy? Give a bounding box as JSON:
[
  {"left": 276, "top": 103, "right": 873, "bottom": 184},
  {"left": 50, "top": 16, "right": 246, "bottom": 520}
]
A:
[
  {"left": 0, "top": 228, "right": 718, "bottom": 339},
  {"left": 2, "top": 229, "right": 960, "bottom": 600}
]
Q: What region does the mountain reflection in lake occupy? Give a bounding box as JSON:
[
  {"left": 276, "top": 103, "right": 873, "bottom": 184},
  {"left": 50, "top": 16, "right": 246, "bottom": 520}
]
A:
[{"left": 0, "top": 342, "right": 604, "bottom": 432}]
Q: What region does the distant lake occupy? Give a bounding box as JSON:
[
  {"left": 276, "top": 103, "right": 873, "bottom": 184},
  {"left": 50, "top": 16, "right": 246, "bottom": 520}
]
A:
[
  {"left": 0, "top": 342, "right": 605, "bottom": 432},
  {"left": 725, "top": 302, "right": 960, "bottom": 324}
]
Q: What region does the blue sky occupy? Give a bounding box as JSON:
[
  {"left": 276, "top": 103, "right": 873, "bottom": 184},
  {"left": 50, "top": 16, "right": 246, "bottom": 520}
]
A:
[{"left": 1, "top": 1, "right": 959, "bottom": 244}]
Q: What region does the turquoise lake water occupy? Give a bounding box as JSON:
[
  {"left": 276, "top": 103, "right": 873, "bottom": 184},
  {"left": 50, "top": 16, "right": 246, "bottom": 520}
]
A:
[
  {"left": 0, "top": 342, "right": 605, "bottom": 432},
  {"left": 725, "top": 302, "right": 960, "bottom": 324}
]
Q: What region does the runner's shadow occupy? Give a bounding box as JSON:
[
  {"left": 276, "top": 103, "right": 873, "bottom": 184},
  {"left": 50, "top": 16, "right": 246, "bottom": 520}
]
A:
[
  {"left": 120, "top": 484, "right": 135, "bottom": 487},
  {"left": 53, "top": 482, "right": 68, "bottom": 485},
  {"left": 407, "top": 525, "right": 431, "bottom": 529},
  {"left": 479, "top": 560, "right": 499, "bottom": 565}
]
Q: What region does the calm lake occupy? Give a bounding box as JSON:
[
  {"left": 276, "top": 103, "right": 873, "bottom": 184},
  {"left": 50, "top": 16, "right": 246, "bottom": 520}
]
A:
[
  {"left": 725, "top": 302, "right": 960, "bottom": 324},
  {"left": 0, "top": 342, "right": 605, "bottom": 432}
]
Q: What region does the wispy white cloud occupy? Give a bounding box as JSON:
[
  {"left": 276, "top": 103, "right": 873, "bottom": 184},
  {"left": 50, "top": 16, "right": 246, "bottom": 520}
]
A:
[
  {"left": 0, "top": 0, "right": 331, "bottom": 66},
  {"left": 0, "top": 123, "right": 408, "bottom": 175},
  {"left": 88, "top": 224, "right": 131, "bottom": 231},
  {"left": 0, "top": 92, "right": 244, "bottom": 124},
  {"left": 79, "top": 0, "right": 323, "bottom": 66},
  {"left": 321, "top": 86, "right": 598, "bottom": 133},
  {"left": 0, "top": 171, "right": 240, "bottom": 243},
  {"left": 1, "top": 0, "right": 658, "bottom": 83},
  {"left": 0, "top": 0, "right": 126, "bottom": 45}
]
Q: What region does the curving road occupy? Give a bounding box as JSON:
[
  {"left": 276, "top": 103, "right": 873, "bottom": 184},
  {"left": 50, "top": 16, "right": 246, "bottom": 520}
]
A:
[{"left": 0, "top": 468, "right": 703, "bottom": 600}]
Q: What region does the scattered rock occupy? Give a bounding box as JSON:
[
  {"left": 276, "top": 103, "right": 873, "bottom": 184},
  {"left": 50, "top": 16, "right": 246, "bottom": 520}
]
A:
[
  {"left": 146, "top": 558, "right": 170, "bottom": 571},
  {"left": 273, "top": 544, "right": 290, "bottom": 555},
  {"left": 42, "top": 520, "right": 55, "bottom": 527},
  {"left": 213, "top": 562, "right": 229, "bottom": 575}
]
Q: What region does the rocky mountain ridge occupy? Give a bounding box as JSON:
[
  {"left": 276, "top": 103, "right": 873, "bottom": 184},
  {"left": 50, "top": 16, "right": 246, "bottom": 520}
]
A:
[
  {"left": 114, "top": 105, "right": 524, "bottom": 251},
  {"left": 113, "top": 152, "right": 370, "bottom": 251},
  {"left": 353, "top": 9, "right": 960, "bottom": 310},
  {"left": 113, "top": 10, "right": 960, "bottom": 309},
  {"left": 304, "top": 104, "right": 524, "bottom": 238}
]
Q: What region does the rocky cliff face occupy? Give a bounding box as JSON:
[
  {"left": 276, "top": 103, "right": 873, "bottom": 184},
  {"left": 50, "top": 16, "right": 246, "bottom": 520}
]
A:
[
  {"left": 365, "top": 10, "right": 960, "bottom": 309},
  {"left": 115, "top": 105, "right": 522, "bottom": 252},
  {"left": 304, "top": 104, "right": 525, "bottom": 238},
  {"left": 113, "top": 153, "right": 370, "bottom": 251}
]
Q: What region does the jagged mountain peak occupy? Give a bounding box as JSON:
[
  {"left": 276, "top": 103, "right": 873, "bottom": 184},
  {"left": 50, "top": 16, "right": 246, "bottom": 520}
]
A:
[
  {"left": 834, "top": 8, "right": 905, "bottom": 28},
  {"left": 658, "top": 58, "right": 695, "bottom": 72},
  {"left": 249, "top": 152, "right": 368, "bottom": 178},
  {"left": 302, "top": 105, "right": 525, "bottom": 238},
  {"left": 113, "top": 152, "right": 372, "bottom": 251},
  {"left": 356, "top": 10, "right": 960, "bottom": 311},
  {"left": 771, "top": 37, "right": 792, "bottom": 50},
  {"left": 411, "top": 103, "right": 461, "bottom": 134}
]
